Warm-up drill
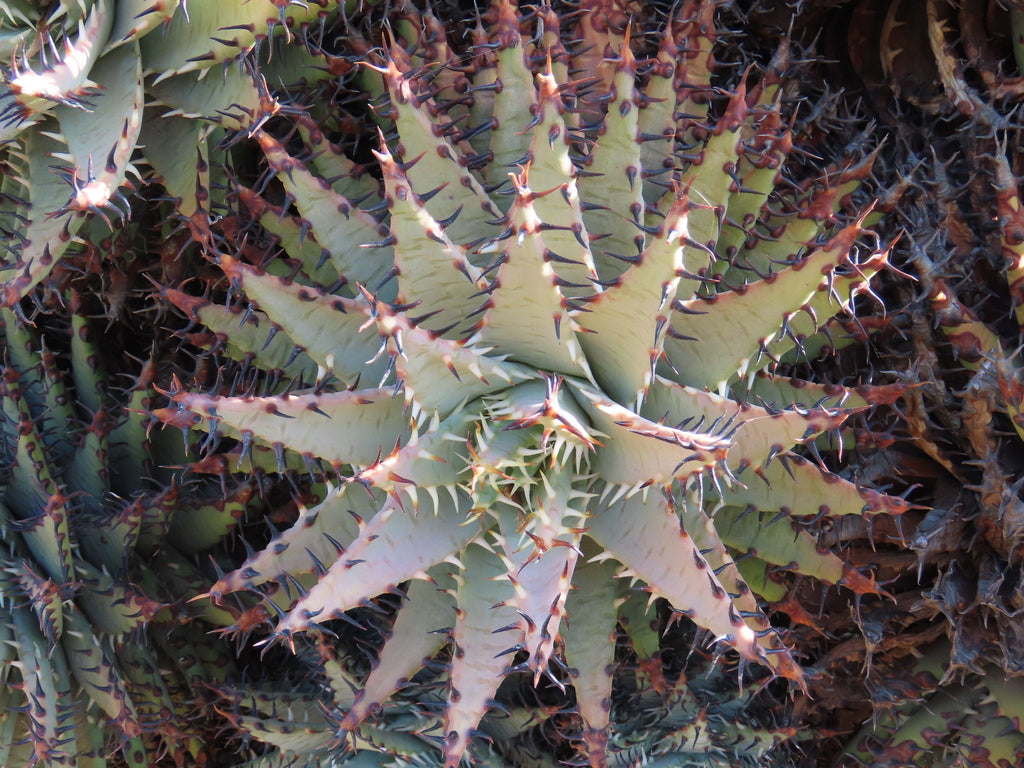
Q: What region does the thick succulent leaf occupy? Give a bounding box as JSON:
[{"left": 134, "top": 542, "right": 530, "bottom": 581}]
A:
[
  {"left": 955, "top": 703, "right": 1024, "bottom": 768},
  {"left": 64, "top": 393, "right": 110, "bottom": 510},
  {"left": 10, "top": 559, "right": 64, "bottom": 645},
  {"left": 54, "top": 41, "right": 143, "bottom": 216},
  {"left": 464, "top": 27, "right": 498, "bottom": 158},
  {"left": 711, "top": 505, "right": 873, "bottom": 592},
  {"left": 0, "top": 311, "right": 74, "bottom": 466},
  {"left": 637, "top": 22, "right": 683, "bottom": 204},
  {"left": 443, "top": 542, "right": 519, "bottom": 768},
  {"left": 62, "top": 607, "right": 138, "bottom": 725},
  {"left": 109, "top": 0, "right": 180, "bottom": 47},
  {"left": 71, "top": 710, "right": 119, "bottom": 768},
  {"left": 0, "top": 1, "right": 38, "bottom": 56},
  {"left": 139, "top": 0, "right": 325, "bottom": 77},
  {"left": 664, "top": 221, "right": 881, "bottom": 392},
  {"left": 677, "top": 491, "right": 790, "bottom": 644},
  {"left": 585, "top": 488, "right": 795, "bottom": 678},
  {"left": 74, "top": 500, "right": 141, "bottom": 573},
  {"left": 8, "top": 603, "right": 76, "bottom": 765},
  {"left": 474, "top": 183, "right": 591, "bottom": 378},
  {"left": 294, "top": 115, "right": 382, "bottom": 206},
  {"left": 736, "top": 214, "right": 826, "bottom": 287},
  {"left": 69, "top": 306, "right": 105, "bottom": 414},
  {"left": 167, "top": 490, "right": 247, "bottom": 555},
  {"left": 147, "top": 62, "right": 268, "bottom": 131},
  {"left": 580, "top": 194, "right": 688, "bottom": 406},
  {"left": 396, "top": 7, "right": 469, "bottom": 118},
  {"left": 516, "top": 445, "right": 591, "bottom": 549},
  {"left": 0, "top": 0, "right": 113, "bottom": 143},
  {"left": 160, "top": 287, "right": 319, "bottom": 381},
  {"left": 678, "top": 95, "right": 749, "bottom": 255},
  {"left": 108, "top": 354, "right": 173, "bottom": 493},
  {"left": 0, "top": 681, "right": 24, "bottom": 768},
  {"left": 337, "top": 565, "right": 458, "bottom": 732},
  {"left": 373, "top": 302, "right": 534, "bottom": 418},
  {"left": 483, "top": 1, "right": 537, "bottom": 192},
  {"left": 149, "top": 43, "right": 330, "bottom": 132},
  {"left": 713, "top": 117, "right": 792, "bottom": 273},
  {"left": 272, "top": 489, "right": 476, "bottom": 639},
  {"left": 354, "top": 409, "right": 476, "bottom": 494},
  {"left": 2, "top": 375, "right": 75, "bottom": 582},
  {"left": 642, "top": 375, "right": 851, "bottom": 473},
  {"left": 191, "top": 441, "right": 326, "bottom": 478},
  {"left": 0, "top": 128, "right": 88, "bottom": 305},
  {"left": 378, "top": 54, "right": 501, "bottom": 250},
  {"left": 210, "top": 484, "right": 380, "bottom": 595},
  {"left": 226, "top": 693, "right": 335, "bottom": 754},
  {"left": 145, "top": 551, "right": 237, "bottom": 628},
  {"left": 236, "top": 751, "right": 390, "bottom": 768},
  {"left": 495, "top": 508, "right": 577, "bottom": 680},
  {"left": 710, "top": 452, "right": 915, "bottom": 518},
  {"left": 76, "top": 562, "right": 163, "bottom": 635},
  {"left": 562, "top": 550, "right": 620, "bottom": 765},
  {"left": 563, "top": 2, "right": 622, "bottom": 112},
  {"left": 522, "top": 68, "right": 596, "bottom": 294},
  {"left": 138, "top": 113, "right": 204, "bottom": 216},
  {"left": 616, "top": 590, "right": 664, "bottom": 686},
  {"left": 578, "top": 45, "right": 646, "bottom": 276},
  {"left": 235, "top": 184, "right": 344, "bottom": 289},
  {"left": 252, "top": 129, "right": 394, "bottom": 292},
  {"left": 571, "top": 380, "right": 729, "bottom": 486},
  {"left": 217, "top": 254, "right": 389, "bottom": 388},
  {"left": 348, "top": 725, "right": 440, "bottom": 759},
  {"left": 732, "top": 370, "right": 908, "bottom": 411},
  {"left": 735, "top": 556, "right": 787, "bottom": 602},
  {"left": 114, "top": 641, "right": 180, "bottom": 731},
  {"left": 379, "top": 144, "right": 487, "bottom": 336},
  {"left": 760, "top": 242, "right": 889, "bottom": 367},
  {"left": 157, "top": 386, "right": 409, "bottom": 469},
  {"left": 9, "top": 503, "right": 75, "bottom": 588},
  {"left": 237, "top": 687, "right": 438, "bottom": 758}
]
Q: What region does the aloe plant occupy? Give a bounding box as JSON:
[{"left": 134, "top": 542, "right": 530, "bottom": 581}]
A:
[
  {"left": 0, "top": 260, "right": 252, "bottom": 766},
  {"left": 839, "top": 641, "right": 1024, "bottom": 767},
  {"left": 149, "top": 1, "right": 915, "bottom": 765},
  {"left": 212, "top": 618, "right": 801, "bottom": 768},
  {"left": 0, "top": 0, "right": 358, "bottom": 306},
  {"left": 807, "top": 3, "right": 1024, "bottom": 760},
  {"left": 1, "top": 6, "right": 373, "bottom": 759}
]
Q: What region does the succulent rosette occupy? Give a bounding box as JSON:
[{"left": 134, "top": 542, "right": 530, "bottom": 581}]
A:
[{"left": 150, "top": 1, "right": 912, "bottom": 765}]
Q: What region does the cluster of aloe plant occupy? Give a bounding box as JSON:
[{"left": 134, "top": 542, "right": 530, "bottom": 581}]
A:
[
  {"left": 840, "top": 639, "right": 1024, "bottom": 767},
  {"left": 20, "top": 0, "right": 1024, "bottom": 766},
  {"left": 0, "top": 0, "right": 354, "bottom": 305},
  {"left": 135, "top": 1, "right": 919, "bottom": 766},
  {"left": 0, "top": 262, "right": 251, "bottom": 766},
  {"left": 771, "top": 1, "right": 1024, "bottom": 764},
  {"left": 0, "top": 3, "right": 373, "bottom": 763}
]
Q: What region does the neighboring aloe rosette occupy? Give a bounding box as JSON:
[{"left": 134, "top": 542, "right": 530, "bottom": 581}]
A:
[
  {"left": 209, "top": 624, "right": 576, "bottom": 768},
  {"left": 0, "top": 273, "right": 248, "bottom": 766},
  {"left": 211, "top": 615, "right": 800, "bottom": 768},
  {"left": 839, "top": 641, "right": 1024, "bottom": 767},
  {"left": 0, "top": 0, "right": 360, "bottom": 305},
  {"left": 153, "top": 1, "right": 911, "bottom": 765},
  {"left": 876, "top": 143, "right": 1024, "bottom": 688}
]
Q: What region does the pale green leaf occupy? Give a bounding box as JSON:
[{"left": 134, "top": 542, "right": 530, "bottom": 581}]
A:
[
  {"left": 273, "top": 490, "right": 477, "bottom": 638},
  {"left": 160, "top": 386, "right": 410, "bottom": 469},
  {"left": 585, "top": 488, "right": 782, "bottom": 672},
  {"left": 443, "top": 542, "right": 518, "bottom": 768}
]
